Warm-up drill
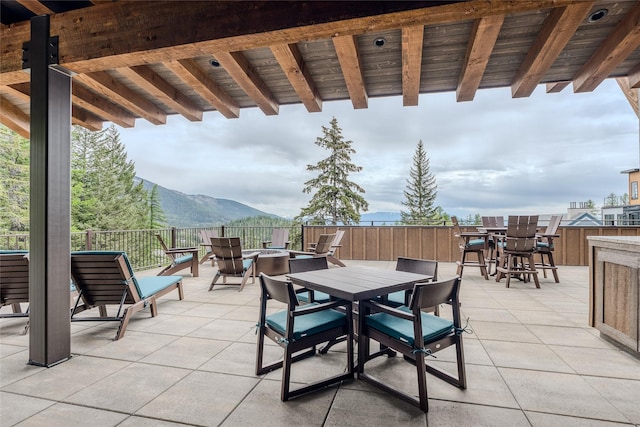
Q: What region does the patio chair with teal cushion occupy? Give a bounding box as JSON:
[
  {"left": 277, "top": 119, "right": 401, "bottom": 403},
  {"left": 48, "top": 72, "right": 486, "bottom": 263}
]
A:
[
  {"left": 358, "top": 276, "right": 466, "bottom": 412},
  {"left": 288, "top": 256, "right": 331, "bottom": 303},
  {"left": 255, "top": 273, "right": 354, "bottom": 401},
  {"left": 70, "top": 251, "right": 184, "bottom": 340},
  {"left": 155, "top": 234, "right": 199, "bottom": 277},
  {"left": 262, "top": 228, "right": 290, "bottom": 250},
  {"left": 536, "top": 214, "right": 561, "bottom": 282},
  {"left": 386, "top": 257, "right": 438, "bottom": 311},
  {"left": 209, "top": 237, "right": 258, "bottom": 292},
  {"left": 452, "top": 216, "right": 489, "bottom": 280},
  {"left": 0, "top": 250, "right": 30, "bottom": 334}
]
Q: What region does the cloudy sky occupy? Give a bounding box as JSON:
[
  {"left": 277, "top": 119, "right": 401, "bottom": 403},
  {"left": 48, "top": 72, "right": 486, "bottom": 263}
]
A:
[{"left": 118, "top": 79, "right": 638, "bottom": 220}]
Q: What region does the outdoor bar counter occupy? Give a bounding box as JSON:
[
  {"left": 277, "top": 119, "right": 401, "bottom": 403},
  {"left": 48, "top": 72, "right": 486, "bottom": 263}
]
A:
[{"left": 588, "top": 236, "right": 640, "bottom": 358}]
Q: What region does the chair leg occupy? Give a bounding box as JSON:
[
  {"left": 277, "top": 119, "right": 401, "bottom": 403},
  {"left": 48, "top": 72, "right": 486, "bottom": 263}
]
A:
[
  {"left": 456, "top": 252, "right": 465, "bottom": 276},
  {"left": 209, "top": 271, "right": 221, "bottom": 291},
  {"left": 239, "top": 269, "right": 251, "bottom": 292},
  {"left": 415, "top": 349, "right": 429, "bottom": 412},
  {"left": 476, "top": 250, "right": 488, "bottom": 280},
  {"left": 527, "top": 255, "right": 540, "bottom": 288}
]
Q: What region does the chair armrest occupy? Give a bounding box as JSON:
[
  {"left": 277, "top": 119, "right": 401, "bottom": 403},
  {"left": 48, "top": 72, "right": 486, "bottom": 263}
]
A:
[
  {"left": 165, "top": 247, "right": 198, "bottom": 254},
  {"left": 288, "top": 250, "right": 314, "bottom": 256},
  {"left": 292, "top": 299, "right": 350, "bottom": 316},
  {"left": 242, "top": 252, "right": 260, "bottom": 261},
  {"left": 361, "top": 300, "right": 415, "bottom": 321}
]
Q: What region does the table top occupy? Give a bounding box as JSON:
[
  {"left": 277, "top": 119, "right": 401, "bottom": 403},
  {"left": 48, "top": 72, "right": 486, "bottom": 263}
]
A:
[{"left": 288, "top": 265, "right": 432, "bottom": 302}]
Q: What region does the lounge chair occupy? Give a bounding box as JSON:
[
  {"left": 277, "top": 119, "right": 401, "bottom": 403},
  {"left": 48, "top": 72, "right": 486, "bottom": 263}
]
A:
[
  {"left": 70, "top": 251, "right": 184, "bottom": 340},
  {"left": 209, "top": 237, "right": 258, "bottom": 292},
  {"left": 199, "top": 229, "right": 219, "bottom": 264},
  {"left": 289, "top": 233, "right": 346, "bottom": 267},
  {"left": 306, "top": 230, "right": 345, "bottom": 267},
  {"left": 155, "top": 234, "right": 199, "bottom": 277},
  {"left": 262, "top": 228, "right": 290, "bottom": 249},
  {"left": 0, "top": 250, "right": 30, "bottom": 334}
]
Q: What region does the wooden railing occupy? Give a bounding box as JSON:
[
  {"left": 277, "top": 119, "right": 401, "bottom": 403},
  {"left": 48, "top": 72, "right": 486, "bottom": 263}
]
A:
[{"left": 302, "top": 225, "right": 640, "bottom": 266}]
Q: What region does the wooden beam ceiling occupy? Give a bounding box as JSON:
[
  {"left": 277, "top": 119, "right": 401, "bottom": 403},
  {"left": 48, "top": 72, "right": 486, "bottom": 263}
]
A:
[
  {"left": 333, "top": 35, "right": 367, "bottom": 109},
  {"left": 401, "top": 25, "right": 424, "bottom": 107},
  {"left": 271, "top": 43, "right": 322, "bottom": 113}
]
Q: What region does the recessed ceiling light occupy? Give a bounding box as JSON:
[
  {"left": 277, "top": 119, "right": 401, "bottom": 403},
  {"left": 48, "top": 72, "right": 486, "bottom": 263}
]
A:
[
  {"left": 588, "top": 9, "right": 608, "bottom": 22},
  {"left": 373, "top": 37, "right": 386, "bottom": 47},
  {"left": 209, "top": 59, "right": 220, "bottom": 67}
]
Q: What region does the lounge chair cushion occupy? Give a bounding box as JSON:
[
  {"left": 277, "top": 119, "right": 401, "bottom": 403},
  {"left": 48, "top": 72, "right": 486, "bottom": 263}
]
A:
[
  {"left": 136, "top": 276, "right": 183, "bottom": 298},
  {"left": 242, "top": 258, "right": 253, "bottom": 271},
  {"left": 536, "top": 241, "right": 553, "bottom": 249},
  {"left": 266, "top": 303, "right": 346, "bottom": 341},
  {"left": 173, "top": 254, "right": 193, "bottom": 265},
  {"left": 0, "top": 250, "right": 28, "bottom": 254},
  {"left": 365, "top": 306, "right": 453, "bottom": 346},
  {"left": 297, "top": 290, "right": 331, "bottom": 303}
]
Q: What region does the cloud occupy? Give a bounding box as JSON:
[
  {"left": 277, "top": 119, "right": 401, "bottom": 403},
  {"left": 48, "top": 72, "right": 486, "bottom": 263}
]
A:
[{"left": 119, "top": 79, "right": 637, "bottom": 219}]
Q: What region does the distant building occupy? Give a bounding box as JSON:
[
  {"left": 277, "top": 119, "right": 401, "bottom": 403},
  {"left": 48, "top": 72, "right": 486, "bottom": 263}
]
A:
[
  {"left": 568, "top": 212, "right": 601, "bottom": 226},
  {"left": 621, "top": 168, "right": 640, "bottom": 225}
]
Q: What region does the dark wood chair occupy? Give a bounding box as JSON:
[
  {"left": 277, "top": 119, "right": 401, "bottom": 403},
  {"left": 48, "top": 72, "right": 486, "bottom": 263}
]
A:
[
  {"left": 388, "top": 257, "right": 438, "bottom": 313},
  {"left": 0, "top": 250, "right": 30, "bottom": 334},
  {"left": 452, "top": 216, "right": 489, "bottom": 280},
  {"left": 209, "top": 237, "right": 258, "bottom": 292},
  {"left": 70, "top": 251, "right": 184, "bottom": 340},
  {"left": 288, "top": 256, "right": 331, "bottom": 303},
  {"left": 198, "top": 229, "right": 219, "bottom": 264},
  {"left": 495, "top": 215, "right": 540, "bottom": 288},
  {"left": 155, "top": 234, "right": 199, "bottom": 277},
  {"left": 255, "top": 273, "right": 354, "bottom": 401},
  {"left": 357, "top": 276, "right": 466, "bottom": 412},
  {"left": 536, "top": 214, "right": 562, "bottom": 282}
]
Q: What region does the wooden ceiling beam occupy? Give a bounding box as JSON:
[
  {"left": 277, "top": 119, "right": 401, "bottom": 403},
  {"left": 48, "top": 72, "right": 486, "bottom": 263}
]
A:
[
  {"left": 271, "top": 43, "right": 322, "bottom": 113},
  {"left": 214, "top": 51, "right": 279, "bottom": 116},
  {"left": 1, "top": 0, "right": 580, "bottom": 86},
  {"left": 402, "top": 25, "right": 424, "bottom": 107},
  {"left": 71, "top": 81, "right": 137, "bottom": 128},
  {"left": 512, "top": 3, "right": 594, "bottom": 98},
  {"left": 546, "top": 81, "right": 571, "bottom": 93},
  {"left": 117, "top": 65, "right": 203, "bottom": 122},
  {"left": 457, "top": 15, "right": 504, "bottom": 102},
  {"left": 627, "top": 63, "right": 640, "bottom": 88},
  {"left": 0, "top": 95, "right": 29, "bottom": 138},
  {"left": 15, "top": 0, "right": 53, "bottom": 15},
  {"left": 74, "top": 71, "right": 166, "bottom": 125},
  {"left": 71, "top": 106, "right": 103, "bottom": 131},
  {"left": 573, "top": 2, "right": 640, "bottom": 93},
  {"left": 165, "top": 59, "right": 239, "bottom": 119},
  {"left": 616, "top": 77, "right": 639, "bottom": 118},
  {"left": 333, "top": 35, "right": 367, "bottom": 109}
]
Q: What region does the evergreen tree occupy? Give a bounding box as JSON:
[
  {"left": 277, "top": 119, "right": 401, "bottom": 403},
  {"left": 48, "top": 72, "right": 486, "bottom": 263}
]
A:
[
  {"left": 71, "top": 124, "right": 153, "bottom": 230},
  {"left": 298, "top": 117, "right": 368, "bottom": 225},
  {"left": 148, "top": 184, "right": 166, "bottom": 229},
  {"left": 0, "top": 126, "right": 30, "bottom": 231},
  {"left": 400, "top": 140, "right": 439, "bottom": 224}
]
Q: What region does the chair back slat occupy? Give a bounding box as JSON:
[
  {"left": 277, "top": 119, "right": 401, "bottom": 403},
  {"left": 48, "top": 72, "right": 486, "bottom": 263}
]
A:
[
  {"left": 70, "top": 252, "right": 139, "bottom": 306},
  {"left": 211, "top": 237, "right": 246, "bottom": 275},
  {"left": 504, "top": 215, "right": 538, "bottom": 252},
  {"left": 200, "top": 229, "right": 218, "bottom": 245},
  {"left": 313, "top": 234, "right": 335, "bottom": 254},
  {"left": 396, "top": 257, "right": 437, "bottom": 281},
  {"left": 545, "top": 215, "right": 562, "bottom": 235},
  {"left": 260, "top": 273, "right": 298, "bottom": 307},
  {"left": 288, "top": 256, "right": 328, "bottom": 273},
  {"left": 0, "top": 252, "right": 30, "bottom": 305},
  {"left": 155, "top": 234, "right": 177, "bottom": 261},
  {"left": 409, "top": 276, "right": 460, "bottom": 311},
  {"left": 450, "top": 216, "right": 467, "bottom": 247},
  {"left": 270, "top": 228, "right": 289, "bottom": 248}
]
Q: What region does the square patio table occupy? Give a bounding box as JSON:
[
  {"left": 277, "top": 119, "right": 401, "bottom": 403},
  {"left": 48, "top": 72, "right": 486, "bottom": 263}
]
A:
[{"left": 288, "top": 265, "right": 433, "bottom": 365}]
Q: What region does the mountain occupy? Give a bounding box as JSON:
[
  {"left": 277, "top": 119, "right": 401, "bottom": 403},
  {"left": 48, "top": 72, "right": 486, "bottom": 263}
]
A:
[{"left": 137, "top": 178, "right": 277, "bottom": 227}]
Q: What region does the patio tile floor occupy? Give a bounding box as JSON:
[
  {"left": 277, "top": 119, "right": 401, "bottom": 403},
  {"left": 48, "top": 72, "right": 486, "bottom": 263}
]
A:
[{"left": 1, "top": 260, "right": 639, "bottom": 426}]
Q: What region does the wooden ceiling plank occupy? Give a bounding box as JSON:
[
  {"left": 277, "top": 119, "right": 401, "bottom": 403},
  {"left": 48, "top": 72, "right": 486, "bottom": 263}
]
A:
[
  {"left": 74, "top": 71, "right": 166, "bottom": 125},
  {"left": 72, "top": 105, "right": 103, "bottom": 131},
  {"left": 72, "top": 81, "right": 136, "bottom": 128},
  {"left": 627, "top": 63, "right": 640, "bottom": 88},
  {"left": 1, "top": 0, "right": 580, "bottom": 85},
  {"left": 456, "top": 15, "right": 504, "bottom": 102},
  {"left": 214, "top": 51, "right": 279, "bottom": 116},
  {"left": 402, "top": 25, "right": 424, "bottom": 107},
  {"left": 573, "top": 2, "right": 640, "bottom": 93},
  {"left": 16, "top": 0, "right": 54, "bottom": 15},
  {"left": 616, "top": 77, "right": 639, "bottom": 118},
  {"left": 333, "top": 35, "right": 367, "bottom": 109},
  {"left": 1, "top": 83, "right": 30, "bottom": 101},
  {"left": 512, "top": 2, "right": 594, "bottom": 98},
  {"left": 165, "top": 59, "right": 239, "bottom": 119},
  {"left": 546, "top": 81, "right": 571, "bottom": 93},
  {"left": 271, "top": 43, "right": 322, "bottom": 113},
  {"left": 118, "top": 65, "right": 203, "bottom": 122},
  {"left": 0, "top": 95, "right": 30, "bottom": 137}
]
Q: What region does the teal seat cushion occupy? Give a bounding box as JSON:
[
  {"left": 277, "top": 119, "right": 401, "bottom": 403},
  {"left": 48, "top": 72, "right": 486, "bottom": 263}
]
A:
[
  {"left": 297, "top": 290, "right": 331, "bottom": 303},
  {"left": 0, "top": 250, "right": 28, "bottom": 254},
  {"left": 296, "top": 255, "right": 313, "bottom": 260},
  {"left": 536, "top": 241, "right": 553, "bottom": 249},
  {"left": 136, "top": 276, "right": 181, "bottom": 298},
  {"left": 242, "top": 258, "right": 253, "bottom": 271},
  {"left": 266, "top": 303, "right": 346, "bottom": 341},
  {"left": 365, "top": 306, "right": 453, "bottom": 346},
  {"left": 174, "top": 254, "right": 193, "bottom": 265},
  {"left": 465, "top": 239, "right": 485, "bottom": 248}
]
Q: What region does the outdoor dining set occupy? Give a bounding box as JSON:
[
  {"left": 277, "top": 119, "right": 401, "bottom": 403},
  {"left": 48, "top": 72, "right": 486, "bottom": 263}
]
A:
[{"left": 0, "top": 217, "right": 561, "bottom": 413}]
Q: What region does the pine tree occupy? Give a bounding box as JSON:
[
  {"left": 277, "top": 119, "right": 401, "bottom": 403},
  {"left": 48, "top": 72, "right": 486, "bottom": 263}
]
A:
[
  {"left": 148, "top": 184, "right": 166, "bottom": 228},
  {"left": 298, "top": 117, "right": 368, "bottom": 225},
  {"left": 400, "top": 140, "right": 438, "bottom": 225},
  {"left": 0, "top": 126, "right": 30, "bottom": 231}
]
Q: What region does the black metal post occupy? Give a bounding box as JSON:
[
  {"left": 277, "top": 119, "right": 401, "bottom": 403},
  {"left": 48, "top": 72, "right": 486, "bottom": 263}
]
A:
[{"left": 28, "top": 14, "right": 72, "bottom": 366}]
